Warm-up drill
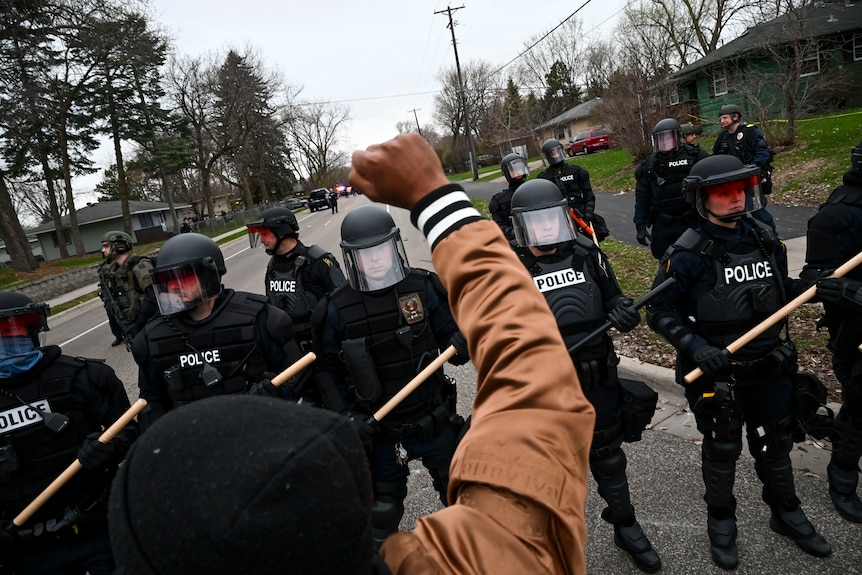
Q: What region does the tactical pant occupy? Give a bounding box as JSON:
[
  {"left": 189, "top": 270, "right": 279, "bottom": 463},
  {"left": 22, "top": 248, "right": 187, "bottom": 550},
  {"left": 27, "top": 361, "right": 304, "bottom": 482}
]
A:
[{"left": 13, "top": 531, "right": 114, "bottom": 575}]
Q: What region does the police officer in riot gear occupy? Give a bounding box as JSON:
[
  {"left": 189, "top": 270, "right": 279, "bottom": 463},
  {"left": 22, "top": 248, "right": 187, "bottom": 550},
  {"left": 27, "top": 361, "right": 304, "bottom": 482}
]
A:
[
  {"left": 802, "top": 139, "right": 862, "bottom": 523},
  {"left": 312, "top": 204, "right": 466, "bottom": 550},
  {"left": 634, "top": 118, "right": 710, "bottom": 259},
  {"left": 510, "top": 179, "right": 661, "bottom": 572},
  {"left": 681, "top": 122, "right": 700, "bottom": 148},
  {"left": 132, "top": 233, "right": 297, "bottom": 431},
  {"left": 0, "top": 292, "right": 138, "bottom": 574},
  {"left": 647, "top": 155, "right": 831, "bottom": 568},
  {"left": 489, "top": 153, "right": 529, "bottom": 241},
  {"left": 98, "top": 231, "right": 158, "bottom": 348},
  {"left": 537, "top": 138, "right": 609, "bottom": 241}
]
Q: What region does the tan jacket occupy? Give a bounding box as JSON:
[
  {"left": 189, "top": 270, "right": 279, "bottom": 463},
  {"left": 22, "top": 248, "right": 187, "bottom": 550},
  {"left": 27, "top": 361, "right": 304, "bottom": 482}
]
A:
[{"left": 382, "top": 219, "right": 596, "bottom": 574}]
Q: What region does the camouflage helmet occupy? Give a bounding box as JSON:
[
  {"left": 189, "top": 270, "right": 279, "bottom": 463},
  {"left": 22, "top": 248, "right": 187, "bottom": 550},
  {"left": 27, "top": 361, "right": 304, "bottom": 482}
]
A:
[
  {"left": 102, "top": 231, "right": 133, "bottom": 254},
  {"left": 718, "top": 104, "right": 743, "bottom": 119},
  {"left": 680, "top": 123, "right": 697, "bottom": 136}
]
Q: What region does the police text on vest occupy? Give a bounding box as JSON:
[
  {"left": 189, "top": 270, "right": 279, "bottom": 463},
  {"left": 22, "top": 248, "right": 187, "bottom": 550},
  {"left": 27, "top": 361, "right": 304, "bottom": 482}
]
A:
[
  {"left": 724, "top": 261, "right": 772, "bottom": 283},
  {"left": 0, "top": 400, "right": 51, "bottom": 432},
  {"left": 533, "top": 269, "right": 586, "bottom": 292},
  {"left": 180, "top": 349, "right": 222, "bottom": 367}
]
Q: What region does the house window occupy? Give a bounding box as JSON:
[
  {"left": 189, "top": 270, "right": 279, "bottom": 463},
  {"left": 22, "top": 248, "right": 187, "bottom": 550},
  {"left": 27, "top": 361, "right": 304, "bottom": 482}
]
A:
[
  {"left": 801, "top": 45, "right": 821, "bottom": 77},
  {"left": 138, "top": 213, "right": 154, "bottom": 228},
  {"left": 854, "top": 34, "right": 862, "bottom": 62},
  {"left": 712, "top": 69, "right": 728, "bottom": 97},
  {"left": 51, "top": 229, "right": 72, "bottom": 248},
  {"left": 669, "top": 89, "right": 680, "bottom": 105}
]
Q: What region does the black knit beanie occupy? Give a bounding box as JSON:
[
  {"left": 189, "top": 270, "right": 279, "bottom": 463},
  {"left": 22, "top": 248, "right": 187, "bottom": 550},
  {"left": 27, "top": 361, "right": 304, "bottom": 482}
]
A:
[{"left": 109, "top": 396, "right": 374, "bottom": 574}]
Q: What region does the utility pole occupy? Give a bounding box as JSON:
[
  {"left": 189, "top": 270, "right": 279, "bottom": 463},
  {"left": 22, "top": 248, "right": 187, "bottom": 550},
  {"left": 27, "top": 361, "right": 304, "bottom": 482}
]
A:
[
  {"left": 435, "top": 4, "right": 478, "bottom": 180},
  {"left": 408, "top": 108, "right": 422, "bottom": 135}
]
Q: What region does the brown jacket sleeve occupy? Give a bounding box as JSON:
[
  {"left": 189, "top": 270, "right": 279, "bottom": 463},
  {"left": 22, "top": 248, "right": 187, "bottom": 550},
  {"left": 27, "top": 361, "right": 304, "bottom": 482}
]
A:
[{"left": 382, "top": 189, "right": 595, "bottom": 574}]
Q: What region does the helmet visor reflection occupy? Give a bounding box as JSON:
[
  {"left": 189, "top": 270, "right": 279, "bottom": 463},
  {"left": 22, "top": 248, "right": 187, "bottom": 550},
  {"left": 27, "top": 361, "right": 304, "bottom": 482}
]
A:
[
  {"left": 652, "top": 130, "right": 678, "bottom": 153},
  {"left": 151, "top": 263, "right": 214, "bottom": 316},
  {"left": 698, "top": 175, "right": 764, "bottom": 219},
  {"left": 513, "top": 206, "right": 577, "bottom": 248},
  {"left": 507, "top": 158, "right": 529, "bottom": 179}
]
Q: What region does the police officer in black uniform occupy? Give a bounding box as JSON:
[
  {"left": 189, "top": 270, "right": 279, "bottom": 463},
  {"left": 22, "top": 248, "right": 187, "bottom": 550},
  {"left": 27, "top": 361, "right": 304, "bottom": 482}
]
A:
[
  {"left": 634, "top": 118, "right": 710, "bottom": 259},
  {"left": 647, "top": 155, "right": 831, "bottom": 569},
  {"left": 0, "top": 292, "right": 138, "bottom": 575},
  {"left": 510, "top": 179, "right": 661, "bottom": 572},
  {"left": 312, "top": 204, "right": 466, "bottom": 550},
  {"left": 801, "top": 138, "right": 862, "bottom": 523},
  {"left": 132, "top": 233, "right": 296, "bottom": 432},
  {"left": 537, "top": 138, "right": 609, "bottom": 241},
  {"left": 489, "top": 153, "right": 529, "bottom": 241}
]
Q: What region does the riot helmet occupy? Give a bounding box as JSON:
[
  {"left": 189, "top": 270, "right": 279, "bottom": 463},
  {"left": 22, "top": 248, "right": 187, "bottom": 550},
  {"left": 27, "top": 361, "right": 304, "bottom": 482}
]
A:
[
  {"left": 0, "top": 292, "right": 50, "bottom": 352},
  {"left": 102, "top": 231, "right": 133, "bottom": 257},
  {"left": 651, "top": 118, "right": 682, "bottom": 153},
  {"left": 510, "top": 179, "right": 578, "bottom": 251},
  {"left": 246, "top": 207, "right": 299, "bottom": 254},
  {"left": 541, "top": 139, "right": 567, "bottom": 167},
  {"left": 683, "top": 155, "right": 764, "bottom": 223},
  {"left": 718, "top": 104, "right": 742, "bottom": 121},
  {"left": 340, "top": 205, "right": 409, "bottom": 292},
  {"left": 150, "top": 233, "right": 226, "bottom": 316},
  {"left": 500, "top": 153, "right": 530, "bottom": 187}
]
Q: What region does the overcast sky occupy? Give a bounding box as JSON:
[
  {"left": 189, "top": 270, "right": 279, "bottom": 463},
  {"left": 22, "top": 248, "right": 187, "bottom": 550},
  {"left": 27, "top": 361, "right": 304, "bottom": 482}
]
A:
[{"left": 81, "top": 0, "right": 627, "bottom": 199}]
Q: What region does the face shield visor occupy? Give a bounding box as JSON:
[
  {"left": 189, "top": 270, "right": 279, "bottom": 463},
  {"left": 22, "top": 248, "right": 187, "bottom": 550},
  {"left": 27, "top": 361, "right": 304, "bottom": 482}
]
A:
[
  {"left": 342, "top": 235, "right": 409, "bottom": 292},
  {"left": 651, "top": 129, "right": 679, "bottom": 153},
  {"left": 246, "top": 224, "right": 277, "bottom": 251},
  {"left": 0, "top": 305, "right": 49, "bottom": 355},
  {"left": 545, "top": 143, "right": 567, "bottom": 165},
  {"left": 696, "top": 174, "right": 764, "bottom": 222},
  {"left": 151, "top": 261, "right": 221, "bottom": 316},
  {"left": 505, "top": 157, "right": 530, "bottom": 180},
  {"left": 511, "top": 204, "right": 577, "bottom": 250}
]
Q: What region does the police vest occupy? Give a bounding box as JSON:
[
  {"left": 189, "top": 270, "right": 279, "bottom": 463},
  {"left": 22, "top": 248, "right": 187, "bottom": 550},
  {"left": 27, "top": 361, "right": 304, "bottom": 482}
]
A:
[
  {"left": 146, "top": 292, "right": 268, "bottom": 406},
  {"left": 648, "top": 149, "right": 700, "bottom": 213},
  {"left": 104, "top": 256, "right": 153, "bottom": 321},
  {"left": 329, "top": 271, "right": 441, "bottom": 422},
  {"left": 265, "top": 246, "right": 331, "bottom": 335},
  {"left": 544, "top": 165, "right": 587, "bottom": 210},
  {"left": 715, "top": 124, "right": 763, "bottom": 165},
  {"left": 0, "top": 349, "right": 104, "bottom": 522},
  {"left": 678, "top": 230, "right": 783, "bottom": 348}
]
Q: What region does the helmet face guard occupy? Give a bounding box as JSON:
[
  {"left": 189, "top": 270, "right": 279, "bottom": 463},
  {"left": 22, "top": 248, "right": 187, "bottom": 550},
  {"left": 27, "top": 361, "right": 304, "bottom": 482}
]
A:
[
  {"left": 341, "top": 232, "right": 409, "bottom": 292},
  {"left": 246, "top": 224, "right": 272, "bottom": 251},
  {"left": 652, "top": 129, "right": 679, "bottom": 153},
  {"left": 0, "top": 302, "right": 50, "bottom": 352},
  {"left": 691, "top": 171, "right": 764, "bottom": 221},
  {"left": 151, "top": 260, "right": 222, "bottom": 316},
  {"left": 512, "top": 203, "right": 577, "bottom": 250},
  {"left": 502, "top": 155, "right": 529, "bottom": 182},
  {"left": 544, "top": 143, "right": 567, "bottom": 165}
]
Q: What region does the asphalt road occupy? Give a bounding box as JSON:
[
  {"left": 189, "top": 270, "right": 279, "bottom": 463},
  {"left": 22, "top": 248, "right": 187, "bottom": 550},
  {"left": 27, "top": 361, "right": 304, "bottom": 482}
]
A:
[{"left": 45, "top": 193, "right": 860, "bottom": 574}]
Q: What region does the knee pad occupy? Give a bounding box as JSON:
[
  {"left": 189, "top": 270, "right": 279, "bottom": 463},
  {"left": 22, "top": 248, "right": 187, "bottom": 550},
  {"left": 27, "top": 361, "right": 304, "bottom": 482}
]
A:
[
  {"left": 703, "top": 438, "right": 742, "bottom": 463},
  {"left": 591, "top": 447, "right": 627, "bottom": 479},
  {"left": 750, "top": 420, "right": 793, "bottom": 462}
]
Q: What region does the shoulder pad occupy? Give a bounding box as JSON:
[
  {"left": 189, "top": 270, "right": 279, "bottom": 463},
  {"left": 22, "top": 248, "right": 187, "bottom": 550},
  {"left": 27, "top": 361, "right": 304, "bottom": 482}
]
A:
[
  {"left": 661, "top": 228, "right": 703, "bottom": 261},
  {"left": 574, "top": 233, "right": 596, "bottom": 251},
  {"left": 306, "top": 245, "right": 332, "bottom": 260}
]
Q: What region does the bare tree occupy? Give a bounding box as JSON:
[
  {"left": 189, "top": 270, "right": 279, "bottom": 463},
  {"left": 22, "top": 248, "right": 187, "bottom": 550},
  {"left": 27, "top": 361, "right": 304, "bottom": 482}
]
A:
[
  {"left": 515, "top": 19, "right": 585, "bottom": 100},
  {"left": 582, "top": 41, "right": 618, "bottom": 100},
  {"left": 283, "top": 101, "right": 350, "bottom": 189}
]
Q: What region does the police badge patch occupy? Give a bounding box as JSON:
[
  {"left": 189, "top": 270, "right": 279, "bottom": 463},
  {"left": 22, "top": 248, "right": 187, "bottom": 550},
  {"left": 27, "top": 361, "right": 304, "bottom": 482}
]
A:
[{"left": 399, "top": 293, "right": 425, "bottom": 324}]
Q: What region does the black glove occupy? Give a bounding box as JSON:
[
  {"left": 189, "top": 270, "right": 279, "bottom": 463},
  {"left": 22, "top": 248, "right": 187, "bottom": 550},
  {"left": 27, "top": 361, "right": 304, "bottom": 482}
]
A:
[
  {"left": 636, "top": 227, "right": 651, "bottom": 246},
  {"left": 123, "top": 323, "right": 139, "bottom": 341},
  {"left": 0, "top": 519, "right": 18, "bottom": 553},
  {"left": 76, "top": 431, "right": 116, "bottom": 470},
  {"left": 448, "top": 331, "right": 469, "bottom": 365},
  {"left": 692, "top": 345, "right": 730, "bottom": 376},
  {"left": 607, "top": 299, "right": 640, "bottom": 332},
  {"left": 346, "top": 412, "right": 378, "bottom": 455},
  {"left": 816, "top": 277, "right": 862, "bottom": 305},
  {"left": 246, "top": 378, "right": 280, "bottom": 397}
]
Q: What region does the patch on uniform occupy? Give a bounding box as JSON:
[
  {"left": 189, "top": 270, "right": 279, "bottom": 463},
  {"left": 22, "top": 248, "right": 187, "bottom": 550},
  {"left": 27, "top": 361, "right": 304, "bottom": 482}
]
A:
[
  {"left": 322, "top": 257, "right": 332, "bottom": 267},
  {"left": 737, "top": 132, "right": 744, "bottom": 141},
  {"left": 399, "top": 292, "right": 425, "bottom": 324},
  {"left": 0, "top": 399, "right": 52, "bottom": 433}
]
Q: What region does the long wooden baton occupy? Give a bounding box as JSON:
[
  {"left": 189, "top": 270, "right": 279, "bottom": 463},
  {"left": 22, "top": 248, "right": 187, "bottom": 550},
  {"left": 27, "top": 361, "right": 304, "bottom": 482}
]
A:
[
  {"left": 14, "top": 397, "right": 148, "bottom": 527},
  {"left": 685, "top": 249, "right": 862, "bottom": 384},
  {"left": 372, "top": 346, "right": 456, "bottom": 422},
  {"left": 568, "top": 276, "right": 677, "bottom": 355},
  {"left": 270, "top": 352, "right": 317, "bottom": 387}
]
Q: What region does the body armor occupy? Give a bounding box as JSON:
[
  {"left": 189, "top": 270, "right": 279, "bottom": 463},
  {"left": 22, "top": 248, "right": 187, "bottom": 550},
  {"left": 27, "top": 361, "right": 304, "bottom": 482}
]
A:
[
  {"left": 329, "top": 271, "right": 441, "bottom": 423},
  {"left": 542, "top": 164, "right": 589, "bottom": 213},
  {"left": 648, "top": 148, "right": 702, "bottom": 216},
  {"left": 145, "top": 292, "right": 268, "bottom": 406},
  {"left": 101, "top": 256, "right": 152, "bottom": 322}
]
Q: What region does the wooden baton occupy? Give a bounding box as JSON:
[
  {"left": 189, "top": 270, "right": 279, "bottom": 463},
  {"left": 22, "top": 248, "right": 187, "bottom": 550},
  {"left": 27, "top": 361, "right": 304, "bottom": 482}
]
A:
[
  {"left": 372, "top": 346, "right": 457, "bottom": 422},
  {"left": 270, "top": 352, "right": 317, "bottom": 387}
]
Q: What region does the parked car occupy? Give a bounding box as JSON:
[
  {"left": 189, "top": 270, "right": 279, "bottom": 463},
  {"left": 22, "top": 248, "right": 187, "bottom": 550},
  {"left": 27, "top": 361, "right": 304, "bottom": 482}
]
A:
[
  {"left": 284, "top": 198, "right": 307, "bottom": 210},
  {"left": 568, "top": 128, "right": 610, "bottom": 156},
  {"left": 308, "top": 189, "right": 329, "bottom": 212},
  {"left": 475, "top": 154, "right": 499, "bottom": 168}
]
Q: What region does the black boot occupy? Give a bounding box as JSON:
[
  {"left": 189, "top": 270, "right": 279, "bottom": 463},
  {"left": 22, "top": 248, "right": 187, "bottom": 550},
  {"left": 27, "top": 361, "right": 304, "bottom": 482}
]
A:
[
  {"left": 707, "top": 515, "right": 738, "bottom": 570},
  {"left": 607, "top": 513, "right": 662, "bottom": 573},
  {"left": 769, "top": 507, "right": 832, "bottom": 558},
  {"left": 827, "top": 463, "right": 862, "bottom": 522}
]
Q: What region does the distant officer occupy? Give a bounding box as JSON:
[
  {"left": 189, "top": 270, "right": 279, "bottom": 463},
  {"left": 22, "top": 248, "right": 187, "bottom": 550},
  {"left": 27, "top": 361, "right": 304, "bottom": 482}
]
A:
[
  {"left": 801, "top": 138, "right": 862, "bottom": 523},
  {"left": 712, "top": 104, "right": 777, "bottom": 230},
  {"left": 488, "top": 153, "right": 529, "bottom": 241},
  {"left": 634, "top": 119, "right": 710, "bottom": 259},
  {"left": 312, "top": 205, "right": 467, "bottom": 550},
  {"left": 537, "top": 138, "right": 609, "bottom": 241},
  {"left": 98, "top": 231, "right": 157, "bottom": 348},
  {"left": 510, "top": 179, "right": 661, "bottom": 572},
  {"left": 0, "top": 292, "right": 138, "bottom": 575},
  {"left": 647, "top": 155, "right": 830, "bottom": 569},
  {"left": 681, "top": 122, "right": 700, "bottom": 148},
  {"left": 132, "top": 233, "right": 296, "bottom": 431}
]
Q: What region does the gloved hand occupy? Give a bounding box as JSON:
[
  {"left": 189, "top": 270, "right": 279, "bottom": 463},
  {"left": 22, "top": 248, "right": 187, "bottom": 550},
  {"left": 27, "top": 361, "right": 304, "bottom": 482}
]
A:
[
  {"left": 0, "top": 519, "right": 18, "bottom": 553},
  {"left": 636, "top": 227, "right": 651, "bottom": 246},
  {"left": 346, "top": 412, "right": 378, "bottom": 455},
  {"left": 607, "top": 299, "right": 640, "bottom": 332},
  {"left": 448, "top": 331, "right": 469, "bottom": 365},
  {"left": 122, "top": 323, "right": 139, "bottom": 342},
  {"left": 692, "top": 345, "right": 730, "bottom": 376},
  {"left": 76, "top": 432, "right": 115, "bottom": 470},
  {"left": 246, "top": 378, "right": 280, "bottom": 397},
  {"left": 816, "top": 277, "right": 862, "bottom": 305}
]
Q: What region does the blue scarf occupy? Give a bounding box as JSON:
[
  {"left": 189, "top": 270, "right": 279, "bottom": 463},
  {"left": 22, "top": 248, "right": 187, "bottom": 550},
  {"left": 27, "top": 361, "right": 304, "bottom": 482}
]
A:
[{"left": 0, "top": 337, "right": 44, "bottom": 378}]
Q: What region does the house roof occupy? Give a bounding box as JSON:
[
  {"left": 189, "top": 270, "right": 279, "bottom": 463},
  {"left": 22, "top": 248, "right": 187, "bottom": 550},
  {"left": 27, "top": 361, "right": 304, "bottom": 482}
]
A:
[
  {"left": 30, "top": 200, "right": 190, "bottom": 234},
  {"left": 536, "top": 98, "right": 604, "bottom": 130},
  {"left": 675, "top": 2, "right": 862, "bottom": 79}
]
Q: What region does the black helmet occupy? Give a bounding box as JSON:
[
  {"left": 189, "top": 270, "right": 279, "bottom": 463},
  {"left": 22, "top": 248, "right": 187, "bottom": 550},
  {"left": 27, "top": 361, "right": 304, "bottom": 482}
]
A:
[
  {"left": 651, "top": 118, "right": 682, "bottom": 154},
  {"left": 510, "top": 179, "right": 577, "bottom": 251},
  {"left": 340, "top": 205, "right": 408, "bottom": 292},
  {"left": 680, "top": 123, "right": 697, "bottom": 136},
  {"left": 151, "top": 233, "right": 225, "bottom": 316},
  {"left": 247, "top": 207, "right": 299, "bottom": 253},
  {"left": 0, "top": 292, "right": 50, "bottom": 349},
  {"left": 683, "top": 155, "right": 763, "bottom": 222},
  {"left": 541, "top": 139, "right": 567, "bottom": 166},
  {"left": 500, "top": 153, "right": 529, "bottom": 185},
  {"left": 718, "top": 104, "right": 742, "bottom": 119},
  {"left": 102, "top": 230, "right": 133, "bottom": 255}
]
